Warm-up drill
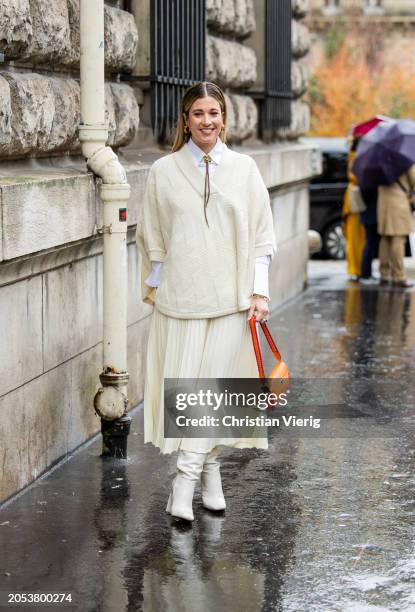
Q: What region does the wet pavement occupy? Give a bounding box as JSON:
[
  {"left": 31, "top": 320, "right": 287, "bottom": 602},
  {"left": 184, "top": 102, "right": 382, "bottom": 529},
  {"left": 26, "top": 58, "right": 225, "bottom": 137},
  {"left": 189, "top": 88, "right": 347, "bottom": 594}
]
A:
[{"left": 1, "top": 260, "right": 414, "bottom": 612}]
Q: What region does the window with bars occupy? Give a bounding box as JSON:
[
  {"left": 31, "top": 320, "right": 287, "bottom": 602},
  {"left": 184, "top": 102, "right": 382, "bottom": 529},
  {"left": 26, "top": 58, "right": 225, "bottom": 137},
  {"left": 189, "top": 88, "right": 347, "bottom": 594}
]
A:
[
  {"left": 123, "top": 0, "right": 293, "bottom": 141},
  {"left": 246, "top": 0, "right": 293, "bottom": 134},
  {"left": 150, "top": 0, "right": 205, "bottom": 144},
  {"left": 135, "top": 0, "right": 206, "bottom": 144},
  {"left": 123, "top": 0, "right": 205, "bottom": 144}
]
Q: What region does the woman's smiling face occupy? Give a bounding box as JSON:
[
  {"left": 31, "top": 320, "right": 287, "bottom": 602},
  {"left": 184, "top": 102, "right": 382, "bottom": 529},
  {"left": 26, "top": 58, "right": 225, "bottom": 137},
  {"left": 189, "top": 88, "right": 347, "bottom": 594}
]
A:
[{"left": 185, "top": 96, "right": 224, "bottom": 152}]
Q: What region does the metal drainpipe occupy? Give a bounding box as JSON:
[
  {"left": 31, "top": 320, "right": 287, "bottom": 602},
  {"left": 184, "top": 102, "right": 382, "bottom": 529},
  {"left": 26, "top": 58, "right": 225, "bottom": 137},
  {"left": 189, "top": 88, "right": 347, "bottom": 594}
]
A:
[{"left": 79, "top": 0, "right": 131, "bottom": 458}]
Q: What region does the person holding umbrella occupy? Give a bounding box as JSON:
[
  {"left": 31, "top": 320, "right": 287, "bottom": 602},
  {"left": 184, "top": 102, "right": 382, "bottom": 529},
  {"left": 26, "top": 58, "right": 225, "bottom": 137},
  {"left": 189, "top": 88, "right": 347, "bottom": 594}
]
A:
[
  {"left": 346, "top": 117, "right": 388, "bottom": 283},
  {"left": 377, "top": 167, "right": 415, "bottom": 287},
  {"left": 353, "top": 119, "right": 415, "bottom": 288},
  {"left": 342, "top": 134, "right": 366, "bottom": 281}
]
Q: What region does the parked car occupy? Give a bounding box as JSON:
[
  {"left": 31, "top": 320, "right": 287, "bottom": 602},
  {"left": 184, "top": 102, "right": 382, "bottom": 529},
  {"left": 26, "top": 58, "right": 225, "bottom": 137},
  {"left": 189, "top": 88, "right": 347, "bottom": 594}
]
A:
[{"left": 303, "top": 137, "right": 348, "bottom": 259}]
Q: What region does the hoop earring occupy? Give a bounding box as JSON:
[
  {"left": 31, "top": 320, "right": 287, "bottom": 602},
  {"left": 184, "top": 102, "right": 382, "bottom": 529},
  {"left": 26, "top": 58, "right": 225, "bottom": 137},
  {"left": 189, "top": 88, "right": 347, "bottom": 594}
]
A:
[{"left": 184, "top": 125, "right": 190, "bottom": 134}]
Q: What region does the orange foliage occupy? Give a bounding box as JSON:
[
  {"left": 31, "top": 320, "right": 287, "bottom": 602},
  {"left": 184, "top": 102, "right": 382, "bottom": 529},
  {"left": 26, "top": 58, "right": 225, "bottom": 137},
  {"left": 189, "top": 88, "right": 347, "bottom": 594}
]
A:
[{"left": 308, "top": 37, "right": 415, "bottom": 137}]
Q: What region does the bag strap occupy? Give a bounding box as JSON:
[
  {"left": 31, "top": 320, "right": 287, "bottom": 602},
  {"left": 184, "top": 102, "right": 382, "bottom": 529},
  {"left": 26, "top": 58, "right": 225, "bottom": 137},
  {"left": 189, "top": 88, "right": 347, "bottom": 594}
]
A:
[
  {"left": 249, "top": 316, "right": 282, "bottom": 379},
  {"left": 249, "top": 317, "right": 265, "bottom": 379},
  {"left": 260, "top": 321, "right": 282, "bottom": 361}
]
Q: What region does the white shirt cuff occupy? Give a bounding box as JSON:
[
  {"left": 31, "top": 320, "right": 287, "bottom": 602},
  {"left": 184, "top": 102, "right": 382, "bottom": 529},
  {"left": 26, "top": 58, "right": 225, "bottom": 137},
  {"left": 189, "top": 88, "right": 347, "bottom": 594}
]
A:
[
  {"left": 145, "top": 261, "right": 163, "bottom": 287},
  {"left": 253, "top": 255, "right": 271, "bottom": 298}
]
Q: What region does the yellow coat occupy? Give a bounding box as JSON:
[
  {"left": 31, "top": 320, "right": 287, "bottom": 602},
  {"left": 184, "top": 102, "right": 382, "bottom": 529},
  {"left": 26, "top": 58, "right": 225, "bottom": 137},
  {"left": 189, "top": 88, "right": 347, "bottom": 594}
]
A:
[{"left": 342, "top": 151, "right": 365, "bottom": 276}]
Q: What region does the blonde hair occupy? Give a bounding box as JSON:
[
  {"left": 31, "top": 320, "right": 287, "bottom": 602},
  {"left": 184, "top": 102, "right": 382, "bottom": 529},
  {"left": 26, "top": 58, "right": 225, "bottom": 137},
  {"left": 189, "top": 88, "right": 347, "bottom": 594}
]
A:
[{"left": 171, "top": 81, "right": 227, "bottom": 152}]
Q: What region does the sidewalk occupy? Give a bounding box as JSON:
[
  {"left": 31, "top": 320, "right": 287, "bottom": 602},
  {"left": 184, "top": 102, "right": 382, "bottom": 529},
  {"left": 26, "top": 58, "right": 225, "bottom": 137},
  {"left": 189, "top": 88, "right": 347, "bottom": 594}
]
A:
[{"left": 0, "top": 260, "right": 414, "bottom": 612}]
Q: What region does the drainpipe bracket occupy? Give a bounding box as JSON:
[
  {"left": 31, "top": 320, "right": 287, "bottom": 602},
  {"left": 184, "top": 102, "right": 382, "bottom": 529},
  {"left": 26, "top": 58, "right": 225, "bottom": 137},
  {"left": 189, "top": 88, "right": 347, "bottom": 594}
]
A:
[{"left": 96, "top": 223, "right": 113, "bottom": 235}]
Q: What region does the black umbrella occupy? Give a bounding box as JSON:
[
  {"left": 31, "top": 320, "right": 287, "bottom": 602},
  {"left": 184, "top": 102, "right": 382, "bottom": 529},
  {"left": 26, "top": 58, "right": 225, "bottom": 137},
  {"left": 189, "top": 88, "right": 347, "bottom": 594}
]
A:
[{"left": 352, "top": 119, "right": 415, "bottom": 188}]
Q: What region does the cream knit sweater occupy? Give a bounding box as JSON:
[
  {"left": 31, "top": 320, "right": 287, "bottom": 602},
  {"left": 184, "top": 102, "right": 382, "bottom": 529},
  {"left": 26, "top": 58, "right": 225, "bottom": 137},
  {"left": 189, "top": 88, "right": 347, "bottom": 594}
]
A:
[{"left": 136, "top": 143, "right": 276, "bottom": 319}]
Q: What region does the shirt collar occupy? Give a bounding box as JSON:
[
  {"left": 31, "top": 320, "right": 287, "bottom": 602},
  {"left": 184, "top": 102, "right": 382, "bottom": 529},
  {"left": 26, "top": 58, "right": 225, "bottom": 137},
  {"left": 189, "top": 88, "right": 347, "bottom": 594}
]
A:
[
  {"left": 174, "top": 143, "right": 230, "bottom": 197},
  {"left": 186, "top": 136, "right": 224, "bottom": 166}
]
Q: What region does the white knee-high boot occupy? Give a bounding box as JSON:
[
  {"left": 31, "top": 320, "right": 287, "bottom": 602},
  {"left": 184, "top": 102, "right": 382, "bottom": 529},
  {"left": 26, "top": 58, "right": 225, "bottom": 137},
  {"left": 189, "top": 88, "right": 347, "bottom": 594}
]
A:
[
  {"left": 201, "top": 447, "right": 226, "bottom": 511},
  {"left": 166, "top": 450, "right": 206, "bottom": 521}
]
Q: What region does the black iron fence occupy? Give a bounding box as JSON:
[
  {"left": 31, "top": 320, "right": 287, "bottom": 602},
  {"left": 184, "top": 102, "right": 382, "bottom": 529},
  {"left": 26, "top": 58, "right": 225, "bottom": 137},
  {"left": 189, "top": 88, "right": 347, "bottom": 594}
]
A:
[
  {"left": 262, "top": 0, "right": 293, "bottom": 132},
  {"left": 122, "top": 0, "right": 292, "bottom": 142},
  {"left": 150, "top": 0, "right": 205, "bottom": 143}
]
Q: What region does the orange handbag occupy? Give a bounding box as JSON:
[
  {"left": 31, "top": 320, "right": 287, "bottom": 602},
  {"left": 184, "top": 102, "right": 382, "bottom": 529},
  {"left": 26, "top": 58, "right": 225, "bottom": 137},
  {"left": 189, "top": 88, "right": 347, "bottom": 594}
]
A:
[{"left": 249, "top": 316, "right": 290, "bottom": 396}]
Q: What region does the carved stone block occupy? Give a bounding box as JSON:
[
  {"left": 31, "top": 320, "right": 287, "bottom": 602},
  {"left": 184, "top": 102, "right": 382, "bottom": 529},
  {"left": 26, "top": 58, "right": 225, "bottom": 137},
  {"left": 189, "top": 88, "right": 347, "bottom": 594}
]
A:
[
  {"left": 0, "top": 0, "right": 32, "bottom": 60},
  {"left": 3, "top": 72, "right": 54, "bottom": 155},
  {"left": 110, "top": 83, "right": 140, "bottom": 147},
  {"left": 292, "top": 20, "right": 311, "bottom": 59},
  {"left": 27, "top": 0, "right": 71, "bottom": 63},
  {"left": 275, "top": 100, "right": 310, "bottom": 140},
  {"left": 104, "top": 5, "right": 138, "bottom": 73},
  {"left": 206, "top": 0, "right": 255, "bottom": 39},
  {"left": 292, "top": 60, "right": 309, "bottom": 97},
  {"left": 0, "top": 75, "right": 11, "bottom": 153},
  {"left": 206, "top": 35, "right": 257, "bottom": 88},
  {"left": 49, "top": 78, "right": 80, "bottom": 152},
  {"left": 66, "top": 0, "right": 80, "bottom": 66},
  {"left": 292, "top": 0, "right": 309, "bottom": 19},
  {"left": 226, "top": 93, "right": 257, "bottom": 142}
]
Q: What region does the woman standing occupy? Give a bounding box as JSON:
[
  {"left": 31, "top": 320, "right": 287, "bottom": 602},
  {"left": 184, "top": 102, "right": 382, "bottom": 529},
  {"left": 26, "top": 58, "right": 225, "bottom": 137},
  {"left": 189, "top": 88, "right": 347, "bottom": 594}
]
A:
[
  {"left": 342, "top": 137, "right": 366, "bottom": 281},
  {"left": 136, "top": 82, "right": 276, "bottom": 522}
]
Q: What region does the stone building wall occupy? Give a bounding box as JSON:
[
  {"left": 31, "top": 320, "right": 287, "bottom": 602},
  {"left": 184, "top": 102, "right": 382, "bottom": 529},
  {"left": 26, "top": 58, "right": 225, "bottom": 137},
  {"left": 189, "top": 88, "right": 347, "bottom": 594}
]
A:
[
  {"left": 132, "top": 0, "right": 313, "bottom": 144},
  {"left": 0, "top": 0, "right": 139, "bottom": 159},
  {"left": 240, "top": 0, "right": 311, "bottom": 141},
  {"left": 0, "top": 0, "right": 142, "bottom": 503},
  {"left": 205, "top": 0, "right": 258, "bottom": 142},
  {"left": 205, "top": 0, "right": 312, "bottom": 142},
  {"left": 0, "top": 1, "right": 316, "bottom": 156},
  {"left": 275, "top": 0, "right": 311, "bottom": 139},
  {"left": 0, "top": 1, "right": 318, "bottom": 503}
]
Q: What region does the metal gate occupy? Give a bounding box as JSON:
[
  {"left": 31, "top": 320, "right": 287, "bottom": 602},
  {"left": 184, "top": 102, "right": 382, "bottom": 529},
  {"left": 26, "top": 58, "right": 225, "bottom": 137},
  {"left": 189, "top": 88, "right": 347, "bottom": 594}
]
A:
[
  {"left": 150, "top": 0, "right": 205, "bottom": 144},
  {"left": 263, "top": 0, "right": 292, "bottom": 131}
]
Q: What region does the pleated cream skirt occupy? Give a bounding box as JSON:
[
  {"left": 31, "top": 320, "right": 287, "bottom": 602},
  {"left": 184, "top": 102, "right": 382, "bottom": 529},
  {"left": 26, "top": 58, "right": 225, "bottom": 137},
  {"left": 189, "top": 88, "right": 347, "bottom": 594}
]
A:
[{"left": 144, "top": 308, "right": 268, "bottom": 454}]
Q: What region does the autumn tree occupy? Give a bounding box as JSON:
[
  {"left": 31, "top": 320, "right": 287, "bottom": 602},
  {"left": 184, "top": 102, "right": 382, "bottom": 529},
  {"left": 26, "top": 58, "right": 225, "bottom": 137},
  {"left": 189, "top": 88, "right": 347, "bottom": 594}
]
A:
[{"left": 307, "top": 22, "right": 415, "bottom": 136}]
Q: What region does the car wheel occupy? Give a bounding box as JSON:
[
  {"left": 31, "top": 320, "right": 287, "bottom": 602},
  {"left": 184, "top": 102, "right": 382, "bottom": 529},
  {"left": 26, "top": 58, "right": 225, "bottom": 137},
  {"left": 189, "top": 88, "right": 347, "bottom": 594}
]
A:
[{"left": 323, "top": 221, "right": 346, "bottom": 260}]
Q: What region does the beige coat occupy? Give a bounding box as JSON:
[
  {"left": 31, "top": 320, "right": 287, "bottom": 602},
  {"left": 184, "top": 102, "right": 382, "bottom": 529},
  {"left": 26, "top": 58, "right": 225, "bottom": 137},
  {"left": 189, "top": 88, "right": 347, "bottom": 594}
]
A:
[{"left": 377, "top": 164, "right": 415, "bottom": 236}]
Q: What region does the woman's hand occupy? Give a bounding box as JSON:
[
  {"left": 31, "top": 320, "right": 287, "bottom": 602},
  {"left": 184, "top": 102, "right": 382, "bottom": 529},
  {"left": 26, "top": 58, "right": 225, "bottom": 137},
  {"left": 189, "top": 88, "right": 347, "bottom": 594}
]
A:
[
  {"left": 146, "top": 287, "right": 157, "bottom": 306},
  {"left": 247, "top": 295, "right": 269, "bottom": 322}
]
